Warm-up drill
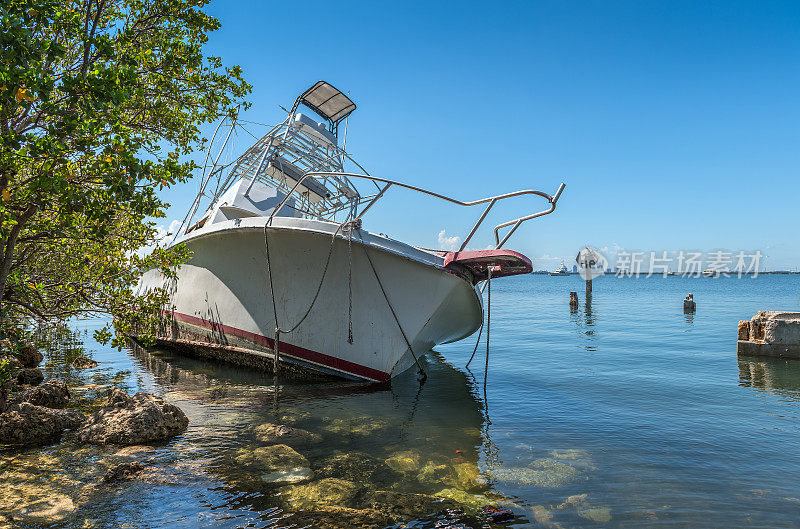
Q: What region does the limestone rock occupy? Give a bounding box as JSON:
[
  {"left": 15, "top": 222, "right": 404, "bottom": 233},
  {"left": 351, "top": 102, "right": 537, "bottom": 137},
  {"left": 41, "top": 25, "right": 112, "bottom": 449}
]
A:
[
  {"left": 71, "top": 357, "right": 99, "bottom": 369},
  {"left": 547, "top": 448, "right": 597, "bottom": 471},
  {"left": 206, "top": 385, "right": 228, "bottom": 400},
  {"left": 434, "top": 488, "right": 497, "bottom": 514},
  {"left": 315, "top": 452, "right": 400, "bottom": 487},
  {"left": 417, "top": 461, "right": 456, "bottom": 486},
  {"left": 102, "top": 462, "right": 145, "bottom": 483},
  {"left": 17, "top": 344, "right": 43, "bottom": 368},
  {"left": 322, "top": 416, "right": 389, "bottom": 437},
  {"left": 278, "top": 410, "right": 312, "bottom": 424},
  {"left": 558, "top": 493, "right": 612, "bottom": 522},
  {"left": 282, "top": 478, "right": 360, "bottom": 509},
  {"left": 384, "top": 449, "right": 421, "bottom": 472},
  {"left": 234, "top": 444, "right": 312, "bottom": 484},
  {"left": 15, "top": 368, "right": 43, "bottom": 386},
  {"left": 54, "top": 408, "right": 86, "bottom": 430},
  {"left": 452, "top": 461, "right": 487, "bottom": 491},
  {"left": 284, "top": 505, "right": 391, "bottom": 529},
  {"left": 531, "top": 504, "right": 553, "bottom": 523},
  {"left": 76, "top": 389, "right": 188, "bottom": 445},
  {"left": 261, "top": 466, "right": 313, "bottom": 484},
  {"left": 0, "top": 402, "right": 85, "bottom": 446},
  {"left": 490, "top": 458, "right": 586, "bottom": 488},
  {"left": 366, "top": 490, "right": 456, "bottom": 518},
  {"left": 253, "top": 422, "right": 321, "bottom": 447},
  {"left": 529, "top": 458, "right": 585, "bottom": 487},
  {"left": 235, "top": 444, "right": 308, "bottom": 469},
  {"left": 19, "top": 379, "right": 70, "bottom": 409}
]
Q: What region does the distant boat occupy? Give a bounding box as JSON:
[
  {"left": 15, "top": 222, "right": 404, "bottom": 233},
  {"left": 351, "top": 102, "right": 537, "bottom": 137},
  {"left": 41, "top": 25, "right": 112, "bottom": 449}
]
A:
[
  {"left": 550, "top": 262, "right": 570, "bottom": 276},
  {"left": 702, "top": 269, "right": 717, "bottom": 278}
]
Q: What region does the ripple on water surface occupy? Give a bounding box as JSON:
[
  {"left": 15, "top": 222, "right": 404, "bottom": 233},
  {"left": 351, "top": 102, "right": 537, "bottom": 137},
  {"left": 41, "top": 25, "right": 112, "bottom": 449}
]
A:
[{"left": 3, "top": 275, "right": 800, "bottom": 527}]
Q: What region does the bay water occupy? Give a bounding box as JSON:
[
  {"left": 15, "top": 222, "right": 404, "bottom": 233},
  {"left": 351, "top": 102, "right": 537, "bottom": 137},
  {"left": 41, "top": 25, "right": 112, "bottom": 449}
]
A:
[{"left": 2, "top": 274, "right": 800, "bottom": 528}]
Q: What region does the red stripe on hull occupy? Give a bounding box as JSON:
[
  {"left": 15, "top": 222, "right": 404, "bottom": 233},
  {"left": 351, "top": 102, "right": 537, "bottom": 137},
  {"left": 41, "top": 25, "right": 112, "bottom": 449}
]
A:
[{"left": 166, "top": 311, "right": 390, "bottom": 382}]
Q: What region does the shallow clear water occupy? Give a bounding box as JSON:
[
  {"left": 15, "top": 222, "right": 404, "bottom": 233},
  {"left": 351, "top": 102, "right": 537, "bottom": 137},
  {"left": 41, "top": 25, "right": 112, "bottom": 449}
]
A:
[{"left": 3, "top": 275, "right": 800, "bottom": 527}]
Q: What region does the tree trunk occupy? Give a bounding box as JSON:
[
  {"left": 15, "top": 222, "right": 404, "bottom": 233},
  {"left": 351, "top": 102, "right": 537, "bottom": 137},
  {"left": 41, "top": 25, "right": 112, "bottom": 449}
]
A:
[{"left": 0, "top": 205, "right": 38, "bottom": 318}]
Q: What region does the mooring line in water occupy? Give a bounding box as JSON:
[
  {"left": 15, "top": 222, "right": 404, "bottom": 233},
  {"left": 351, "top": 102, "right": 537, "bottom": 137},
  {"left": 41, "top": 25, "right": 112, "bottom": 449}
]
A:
[
  {"left": 467, "top": 268, "right": 492, "bottom": 375},
  {"left": 263, "top": 219, "right": 349, "bottom": 374},
  {"left": 400, "top": 372, "right": 427, "bottom": 434},
  {"left": 355, "top": 227, "right": 427, "bottom": 381},
  {"left": 465, "top": 313, "right": 484, "bottom": 368},
  {"left": 484, "top": 267, "right": 492, "bottom": 388}
]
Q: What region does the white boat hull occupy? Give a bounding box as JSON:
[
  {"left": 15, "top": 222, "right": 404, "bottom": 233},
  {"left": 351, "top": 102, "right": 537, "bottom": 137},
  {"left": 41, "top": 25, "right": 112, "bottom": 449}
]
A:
[{"left": 138, "top": 217, "right": 483, "bottom": 382}]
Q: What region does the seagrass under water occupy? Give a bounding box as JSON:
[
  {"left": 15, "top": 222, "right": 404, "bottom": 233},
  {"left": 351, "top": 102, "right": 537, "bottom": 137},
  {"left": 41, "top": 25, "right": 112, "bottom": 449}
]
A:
[{"left": 3, "top": 274, "right": 800, "bottom": 528}]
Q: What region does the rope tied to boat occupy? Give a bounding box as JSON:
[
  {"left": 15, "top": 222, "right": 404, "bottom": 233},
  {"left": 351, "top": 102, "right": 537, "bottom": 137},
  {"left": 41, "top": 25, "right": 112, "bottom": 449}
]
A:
[
  {"left": 466, "top": 266, "right": 492, "bottom": 381},
  {"left": 264, "top": 219, "right": 350, "bottom": 373},
  {"left": 483, "top": 266, "right": 492, "bottom": 388},
  {"left": 354, "top": 227, "right": 427, "bottom": 381},
  {"left": 264, "top": 217, "right": 426, "bottom": 381},
  {"left": 341, "top": 219, "right": 359, "bottom": 344}
]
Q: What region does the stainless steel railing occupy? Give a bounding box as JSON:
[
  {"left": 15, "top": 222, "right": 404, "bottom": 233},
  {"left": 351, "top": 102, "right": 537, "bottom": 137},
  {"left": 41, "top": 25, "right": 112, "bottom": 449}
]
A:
[{"left": 268, "top": 171, "right": 566, "bottom": 251}]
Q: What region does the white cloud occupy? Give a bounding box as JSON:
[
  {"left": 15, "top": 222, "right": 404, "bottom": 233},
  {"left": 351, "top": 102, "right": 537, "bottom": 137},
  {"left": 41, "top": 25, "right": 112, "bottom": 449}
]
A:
[
  {"left": 157, "top": 219, "right": 182, "bottom": 242},
  {"left": 437, "top": 230, "right": 461, "bottom": 251},
  {"left": 136, "top": 219, "right": 182, "bottom": 257}
]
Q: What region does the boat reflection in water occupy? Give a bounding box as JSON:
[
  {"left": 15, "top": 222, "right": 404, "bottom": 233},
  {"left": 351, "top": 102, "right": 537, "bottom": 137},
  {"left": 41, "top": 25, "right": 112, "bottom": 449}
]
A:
[{"left": 126, "top": 342, "right": 508, "bottom": 528}]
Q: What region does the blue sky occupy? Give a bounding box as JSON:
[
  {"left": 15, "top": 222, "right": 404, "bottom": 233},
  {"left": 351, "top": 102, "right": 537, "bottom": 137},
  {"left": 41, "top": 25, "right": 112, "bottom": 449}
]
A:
[{"left": 159, "top": 0, "right": 800, "bottom": 270}]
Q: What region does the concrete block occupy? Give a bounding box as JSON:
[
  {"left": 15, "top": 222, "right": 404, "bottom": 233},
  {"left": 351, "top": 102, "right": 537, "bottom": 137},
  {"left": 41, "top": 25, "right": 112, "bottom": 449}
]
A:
[
  {"left": 738, "top": 311, "right": 800, "bottom": 359},
  {"left": 738, "top": 320, "right": 749, "bottom": 340}
]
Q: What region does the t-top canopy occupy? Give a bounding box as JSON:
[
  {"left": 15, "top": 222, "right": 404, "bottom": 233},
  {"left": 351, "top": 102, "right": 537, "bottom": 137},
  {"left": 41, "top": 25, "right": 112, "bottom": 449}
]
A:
[{"left": 298, "top": 81, "right": 356, "bottom": 124}]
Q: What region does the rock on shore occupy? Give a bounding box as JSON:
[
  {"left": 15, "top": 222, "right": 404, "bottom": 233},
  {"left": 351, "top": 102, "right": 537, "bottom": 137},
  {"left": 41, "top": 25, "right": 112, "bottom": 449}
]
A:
[
  {"left": 281, "top": 477, "right": 360, "bottom": 509},
  {"left": 253, "top": 422, "right": 321, "bottom": 447},
  {"left": 315, "top": 452, "right": 400, "bottom": 487},
  {"left": 18, "top": 379, "right": 71, "bottom": 409},
  {"left": 0, "top": 402, "right": 85, "bottom": 446},
  {"left": 15, "top": 368, "right": 44, "bottom": 386},
  {"left": 102, "top": 461, "right": 146, "bottom": 483},
  {"left": 557, "top": 493, "right": 612, "bottom": 522},
  {"left": 234, "top": 444, "right": 313, "bottom": 484},
  {"left": 71, "top": 356, "right": 99, "bottom": 369},
  {"left": 76, "top": 388, "right": 188, "bottom": 445},
  {"left": 17, "top": 344, "right": 44, "bottom": 368}
]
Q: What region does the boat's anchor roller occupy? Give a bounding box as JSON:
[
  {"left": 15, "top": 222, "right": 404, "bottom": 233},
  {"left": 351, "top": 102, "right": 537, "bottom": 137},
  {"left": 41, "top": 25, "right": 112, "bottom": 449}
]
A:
[{"left": 264, "top": 217, "right": 426, "bottom": 381}]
